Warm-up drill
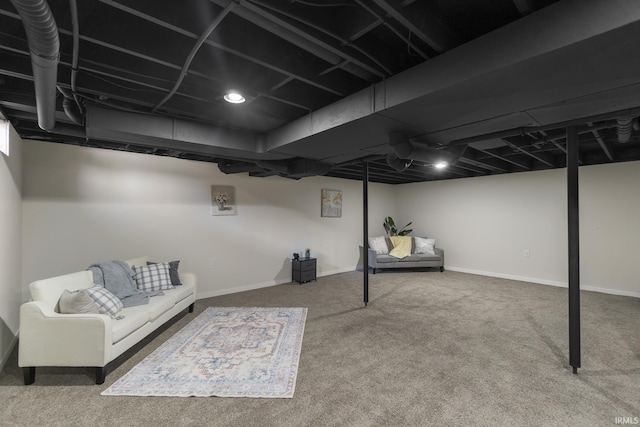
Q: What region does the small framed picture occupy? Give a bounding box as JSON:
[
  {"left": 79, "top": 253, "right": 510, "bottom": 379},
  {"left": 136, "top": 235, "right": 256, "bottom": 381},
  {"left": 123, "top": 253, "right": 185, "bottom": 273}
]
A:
[
  {"left": 211, "top": 185, "right": 236, "bottom": 216},
  {"left": 321, "top": 189, "right": 342, "bottom": 218}
]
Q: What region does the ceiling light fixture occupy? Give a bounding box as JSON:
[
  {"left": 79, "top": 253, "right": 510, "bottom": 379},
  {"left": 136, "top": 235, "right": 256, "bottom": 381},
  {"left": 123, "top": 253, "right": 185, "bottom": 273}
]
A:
[
  {"left": 224, "top": 91, "right": 245, "bottom": 104},
  {"left": 434, "top": 161, "right": 448, "bottom": 169}
]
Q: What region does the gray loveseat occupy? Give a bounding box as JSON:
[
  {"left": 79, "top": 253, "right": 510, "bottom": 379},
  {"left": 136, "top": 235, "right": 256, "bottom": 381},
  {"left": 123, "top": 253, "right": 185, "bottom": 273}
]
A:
[{"left": 361, "top": 236, "right": 444, "bottom": 273}]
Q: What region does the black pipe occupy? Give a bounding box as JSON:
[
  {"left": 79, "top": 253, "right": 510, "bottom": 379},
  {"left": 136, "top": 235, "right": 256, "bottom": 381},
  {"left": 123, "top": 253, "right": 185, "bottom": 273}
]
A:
[
  {"left": 152, "top": 1, "right": 235, "bottom": 112},
  {"left": 68, "top": 0, "right": 83, "bottom": 116},
  {"left": 363, "top": 161, "right": 369, "bottom": 307},
  {"left": 58, "top": 86, "right": 82, "bottom": 124},
  {"left": 567, "top": 125, "right": 581, "bottom": 374},
  {"left": 10, "top": 0, "right": 60, "bottom": 131}
]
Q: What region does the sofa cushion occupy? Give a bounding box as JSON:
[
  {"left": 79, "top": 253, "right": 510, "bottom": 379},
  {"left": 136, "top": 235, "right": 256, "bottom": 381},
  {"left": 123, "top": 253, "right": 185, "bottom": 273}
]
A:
[
  {"left": 148, "top": 260, "right": 181, "bottom": 286},
  {"left": 57, "top": 289, "right": 101, "bottom": 314},
  {"left": 368, "top": 236, "right": 390, "bottom": 255},
  {"left": 145, "top": 295, "right": 176, "bottom": 321},
  {"left": 163, "top": 283, "right": 194, "bottom": 305},
  {"left": 133, "top": 263, "right": 174, "bottom": 292},
  {"left": 111, "top": 309, "right": 149, "bottom": 343},
  {"left": 404, "top": 254, "right": 441, "bottom": 262},
  {"left": 414, "top": 237, "right": 436, "bottom": 255},
  {"left": 389, "top": 236, "right": 412, "bottom": 258},
  {"left": 375, "top": 254, "right": 400, "bottom": 264},
  {"left": 86, "top": 286, "right": 124, "bottom": 318}
]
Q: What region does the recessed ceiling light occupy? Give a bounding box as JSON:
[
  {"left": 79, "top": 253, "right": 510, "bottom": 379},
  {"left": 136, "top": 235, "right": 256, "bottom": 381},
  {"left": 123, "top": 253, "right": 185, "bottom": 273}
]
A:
[
  {"left": 224, "top": 91, "right": 245, "bottom": 104},
  {"left": 434, "top": 161, "right": 448, "bottom": 169}
]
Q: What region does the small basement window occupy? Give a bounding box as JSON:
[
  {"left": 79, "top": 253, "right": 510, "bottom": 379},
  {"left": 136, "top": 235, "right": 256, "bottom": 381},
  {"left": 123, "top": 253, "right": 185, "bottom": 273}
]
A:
[{"left": 0, "top": 119, "right": 8, "bottom": 156}]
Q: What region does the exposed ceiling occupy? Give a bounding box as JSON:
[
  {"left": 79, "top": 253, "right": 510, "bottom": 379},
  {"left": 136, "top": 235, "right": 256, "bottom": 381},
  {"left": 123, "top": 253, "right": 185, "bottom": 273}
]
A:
[{"left": 1, "top": 0, "right": 640, "bottom": 184}]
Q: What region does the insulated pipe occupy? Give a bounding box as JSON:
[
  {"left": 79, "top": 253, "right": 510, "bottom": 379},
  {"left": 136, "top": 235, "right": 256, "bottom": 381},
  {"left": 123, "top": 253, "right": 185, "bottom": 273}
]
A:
[
  {"left": 617, "top": 116, "right": 635, "bottom": 143},
  {"left": 10, "top": 0, "right": 60, "bottom": 131}
]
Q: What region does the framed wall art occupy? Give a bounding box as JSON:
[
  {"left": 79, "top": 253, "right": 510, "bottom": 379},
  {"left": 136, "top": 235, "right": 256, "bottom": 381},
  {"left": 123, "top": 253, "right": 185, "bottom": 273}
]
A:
[
  {"left": 321, "top": 189, "right": 342, "bottom": 218},
  {"left": 211, "top": 185, "right": 236, "bottom": 216}
]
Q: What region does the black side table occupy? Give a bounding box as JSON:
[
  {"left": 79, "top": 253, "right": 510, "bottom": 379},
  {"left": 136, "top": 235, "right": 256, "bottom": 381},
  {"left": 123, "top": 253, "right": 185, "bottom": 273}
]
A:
[{"left": 292, "top": 257, "right": 317, "bottom": 284}]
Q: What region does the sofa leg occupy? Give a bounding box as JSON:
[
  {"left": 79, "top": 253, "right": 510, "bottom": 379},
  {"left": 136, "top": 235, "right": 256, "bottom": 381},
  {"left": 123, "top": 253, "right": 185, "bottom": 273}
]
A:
[
  {"left": 440, "top": 266, "right": 444, "bottom": 272},
  {"left": 23, "top": 367, "right": 35, "bottom": 385},
  {"left": 188, "top": 302, "right": 195, "bottom": 313},
  {"left": 96, "top": 367, "right": 107, "bottom": 385}
]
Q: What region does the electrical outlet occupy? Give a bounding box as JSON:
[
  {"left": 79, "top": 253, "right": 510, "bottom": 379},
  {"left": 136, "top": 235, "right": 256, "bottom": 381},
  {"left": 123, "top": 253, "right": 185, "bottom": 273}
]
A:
[
  {"left": 523, "top": 249, "right": 530, "bottom": 257},
  {"left": 211, "top": 258, "right": 217, "bottom": 266}
]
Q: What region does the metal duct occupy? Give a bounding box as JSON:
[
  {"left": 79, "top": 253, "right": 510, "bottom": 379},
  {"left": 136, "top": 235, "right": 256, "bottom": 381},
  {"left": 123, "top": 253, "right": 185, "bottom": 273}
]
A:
[
  {"left": 386, "top": 153, "right": 412, "bottom": 172},
  {"left": 218, "top": 161, "right": 267, "bottom": 174},
  {"left": 256, "top": 158, "right": 332, "bottom": 178},
  {"left": 617, "top": 116, "right": 635, "bottom": 143},
  {"left": 10, "top": 0, "right": 60, "bottom": 131},
  {"left": 389, "top": 134, "right": 465, "bottom": 165}
]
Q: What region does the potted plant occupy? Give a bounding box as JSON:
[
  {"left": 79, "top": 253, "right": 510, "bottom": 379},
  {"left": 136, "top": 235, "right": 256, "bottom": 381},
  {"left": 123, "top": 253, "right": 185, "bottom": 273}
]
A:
[{"left": 383, "top": 216, "right": 412, "bottom": 236}]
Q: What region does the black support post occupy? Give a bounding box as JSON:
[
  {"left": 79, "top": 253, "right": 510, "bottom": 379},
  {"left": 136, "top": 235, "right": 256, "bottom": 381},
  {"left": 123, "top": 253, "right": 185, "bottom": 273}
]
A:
[
  {"left": 567, "top": 125, "right": 581, "bottom": 374},
  {"left": 363, "top": 161, "right": 369, "bottom": 307}
]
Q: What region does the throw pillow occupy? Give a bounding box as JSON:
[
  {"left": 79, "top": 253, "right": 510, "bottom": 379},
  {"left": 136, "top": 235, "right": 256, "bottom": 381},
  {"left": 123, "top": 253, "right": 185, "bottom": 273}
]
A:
[
  {"left": 133, "top": 262, "right": 174, "bottom": 292},
  {"left": 58, "top": 289, "right": 101, "bottom": 314},
  {"left": 147, "top": 260, "right": 181, "bottom": 285},
  {"left": 85, "top": 285, "right": 124, "bottom": 318},
  {"left": 414, "top": 237, "right": 436, "bottom": 256},
  {"left": 368, "top": 236, "right": 390, "bottom": 255},
  {"left": 389, "top": 236, "right": 412, "bottom": 258}
]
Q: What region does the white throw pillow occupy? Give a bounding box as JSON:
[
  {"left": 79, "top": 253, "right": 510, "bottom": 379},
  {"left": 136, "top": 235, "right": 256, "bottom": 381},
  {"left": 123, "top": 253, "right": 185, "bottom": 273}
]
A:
[
  {"left": 414, "top": 237, "right": 436, "bottom": 256},
  {"left": 58, "top": 289, "right": 101, "bottom": 314},
  {"left": 368, "top": 236, "right": 390, "bottom": 255}
]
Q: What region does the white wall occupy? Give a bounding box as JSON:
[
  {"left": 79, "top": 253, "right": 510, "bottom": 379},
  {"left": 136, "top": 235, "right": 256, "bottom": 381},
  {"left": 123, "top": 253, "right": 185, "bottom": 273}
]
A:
[
  {"left": 397, "top": 161, "right": 640, "bottom": 297},
  {"left": 21, "top": 140, "right": 396, "bottom": 298},
  {"left": 21, "top": 137, "right": 638, "bottom": 315},
  {"left": 0, "top": 122, "right": 22, "bottom": 371}
]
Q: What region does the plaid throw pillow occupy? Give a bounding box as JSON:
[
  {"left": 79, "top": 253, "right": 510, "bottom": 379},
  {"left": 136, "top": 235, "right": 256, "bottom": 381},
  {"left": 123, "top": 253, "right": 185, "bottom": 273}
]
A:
[
  {"left": 133, "top": 262, "right": 173, "bottom": 291},
  {"left": 86, "top": 285, "right": 124, "bottom": 318},
  {"left": 147, "top": 260, "right": 181, "bottom": 285}
]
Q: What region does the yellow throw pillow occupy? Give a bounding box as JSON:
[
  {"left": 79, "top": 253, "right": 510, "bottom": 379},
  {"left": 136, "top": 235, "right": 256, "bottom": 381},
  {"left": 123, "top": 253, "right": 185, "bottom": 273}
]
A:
[{"left": 389, "top": 236, "right": 412, "bottom": 259}]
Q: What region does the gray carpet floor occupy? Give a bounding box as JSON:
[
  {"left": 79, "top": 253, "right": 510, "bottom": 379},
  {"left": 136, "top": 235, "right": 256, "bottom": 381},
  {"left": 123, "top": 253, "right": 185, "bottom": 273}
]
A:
[{"left": 1, "top": 270, "right": 639, "bottom": 426}]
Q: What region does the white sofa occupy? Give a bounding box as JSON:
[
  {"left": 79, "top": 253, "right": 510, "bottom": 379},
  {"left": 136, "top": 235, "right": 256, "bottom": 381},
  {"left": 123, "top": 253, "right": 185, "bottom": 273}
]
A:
[{"left": 18, "top": 256, "right": 197, "bottom": 385}]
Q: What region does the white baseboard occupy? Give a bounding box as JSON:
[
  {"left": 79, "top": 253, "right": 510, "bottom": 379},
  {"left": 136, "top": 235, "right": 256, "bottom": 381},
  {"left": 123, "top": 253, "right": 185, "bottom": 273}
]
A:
[
  {"left": 446, "top": 266, "right": 640, "bottom": 299},
  {"left": 1, "top": 332, "right": 18, "bottom": 374},
  {"left": 319, "top": 266, "right": 357, "bottom": 276},
  {"left": 196, "top": 265, "right": 640, "bottom": 301},
  {"left": 196, "top": 267, "right": 356, "bottom": 300},
  {"left": 197, "top": 279, "right": 289, "bottom": 300}
]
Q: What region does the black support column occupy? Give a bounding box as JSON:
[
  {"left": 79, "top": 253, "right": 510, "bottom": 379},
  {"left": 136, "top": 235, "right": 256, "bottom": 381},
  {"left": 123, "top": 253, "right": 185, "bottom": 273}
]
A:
[
  {"left": 363, "top": 161, "right": 369, "bottom": 307},
  {"left": 567, "top": 126, "right": 581, "bottom": 374}
]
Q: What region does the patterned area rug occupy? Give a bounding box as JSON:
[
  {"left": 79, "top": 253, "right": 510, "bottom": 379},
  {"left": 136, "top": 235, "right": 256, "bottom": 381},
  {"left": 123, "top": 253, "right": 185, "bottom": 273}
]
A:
[{"left": 102, "top": 307, "right": 307, "bottom": 398}]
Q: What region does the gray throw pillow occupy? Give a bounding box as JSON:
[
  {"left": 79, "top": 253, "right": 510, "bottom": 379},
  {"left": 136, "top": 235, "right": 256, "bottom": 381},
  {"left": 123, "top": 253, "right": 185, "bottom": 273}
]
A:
[{"left": 58, "top": 289, "right": 102, "bottom": 314}]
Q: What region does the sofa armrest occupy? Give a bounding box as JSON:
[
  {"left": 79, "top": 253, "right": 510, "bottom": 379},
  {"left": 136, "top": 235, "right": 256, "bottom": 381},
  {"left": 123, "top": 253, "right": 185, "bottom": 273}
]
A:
[
  {"left": 359, "top": 246, "right": 379, "bottom": 268},
  {"left": 435, "top": 247, "right": 444, "bottom": 264},
  {"left": 179, "top": 272, "right": 197, "bottom": 289},
  {"left": 19, "top": 301, "right": 112, "bottom": 368}
]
